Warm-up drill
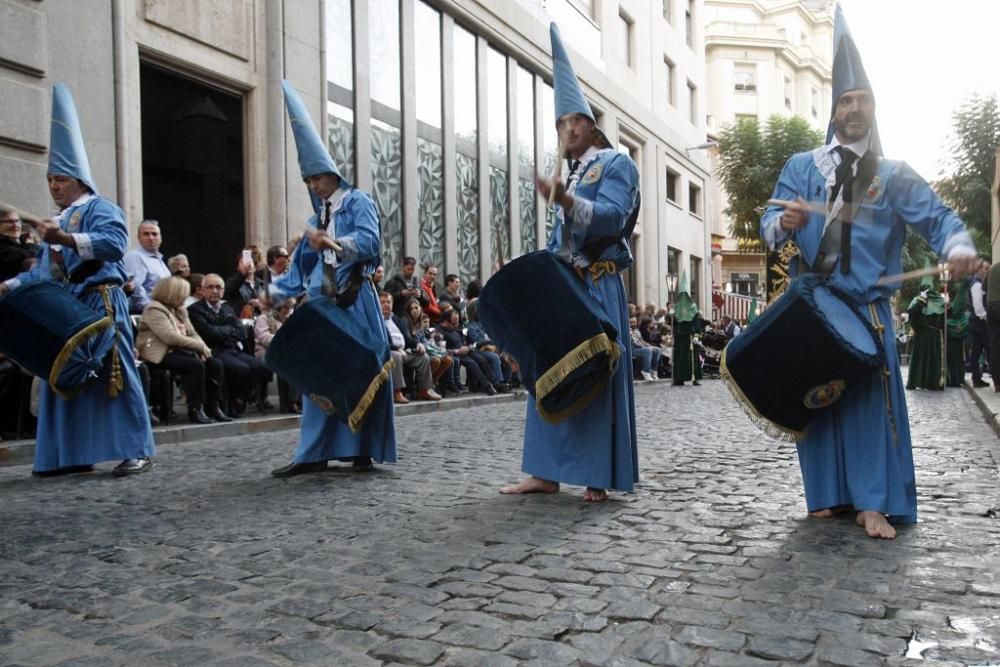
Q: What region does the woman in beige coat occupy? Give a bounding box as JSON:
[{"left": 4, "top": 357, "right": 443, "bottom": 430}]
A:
[{"left": 137, "top": 276, "right": 229, "bottom": 424}]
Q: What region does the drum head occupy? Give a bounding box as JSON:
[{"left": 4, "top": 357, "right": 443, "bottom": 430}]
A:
[{"left": 812, "top": 286, "right": 880, "bottom": 356}]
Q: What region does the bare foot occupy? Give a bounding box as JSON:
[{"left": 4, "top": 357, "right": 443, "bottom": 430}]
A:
[
  {"left": 808, "top": 505, "right": 853, "bottom": 518},
  {"left": 499, "top": 477, "right": 559, "bottom": 495},
  {"left": 583, "top": 487, "right": 608, "bottom": 502},
  {"left": 856, "top": 510, "right": 897, "bottom": 539}
]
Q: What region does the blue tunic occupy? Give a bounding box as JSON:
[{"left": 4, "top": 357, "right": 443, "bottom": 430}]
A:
[
  {"left": 761, "top": 148, "right": 973, "bottom": 523},
  {"left": 270, "top": 188, "right": 397, "bottom": 464},
  {"left": 10, "top": 196, "right": 154, "bottom": 471},
  {"left": 521, "top": 147, "right": 640, "bottom": 491}
]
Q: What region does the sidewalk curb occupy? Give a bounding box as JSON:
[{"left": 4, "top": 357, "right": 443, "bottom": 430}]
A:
[
  {"left": 963, "top": 380, "right": 1000, "bottom": 440},
  {"left": 0, "top": 390, "right": 529, "bottom": 468}
]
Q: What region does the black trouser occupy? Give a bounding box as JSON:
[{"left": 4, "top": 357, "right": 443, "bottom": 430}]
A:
[
  {"left": 987, "top": 303, "right": 1000, "bottom": 388},
  {"left": 453, "top": 352, "right": 492, "bottom": 389},
  {"left": 149, "top": 350, "right": 224, "bottom": 408},
  {"left": 214, "top": 348, "right": 272, "bottom": 403},
  {"left": 967, "top": 318, "right": 989, "bottom": 382}
]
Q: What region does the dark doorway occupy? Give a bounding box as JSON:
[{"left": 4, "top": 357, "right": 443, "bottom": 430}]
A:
[{"left": 140, "top": 63, "right": 245, "bottom": 277}]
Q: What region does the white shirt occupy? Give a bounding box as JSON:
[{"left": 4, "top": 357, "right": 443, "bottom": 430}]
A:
[{"left": 384, "top": 315, "right": 405, "bottom": 349}]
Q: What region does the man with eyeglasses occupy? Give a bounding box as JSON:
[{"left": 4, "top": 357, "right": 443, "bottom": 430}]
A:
[
  {"left": 0, "top": 209, "right": 36, "bottom": 282},
  {"left": 262, "top": 245, "right": 291, "bottom": 286}
]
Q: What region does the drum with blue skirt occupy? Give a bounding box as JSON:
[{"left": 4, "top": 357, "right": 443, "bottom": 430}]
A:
[
  {"left": 479, "top": 251, "right": 622, "bottom": 424},
  {"left": 0, "top": 280, "right": 117, "bottom": 398},
  {"left": 721, "top": 274, "right": 885, "bottom": 441},
  {"left": 265, "top": 295, "right": 391, "bottom": 433}
]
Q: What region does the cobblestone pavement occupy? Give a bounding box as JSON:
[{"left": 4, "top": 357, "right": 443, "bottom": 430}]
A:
[{"left": 1, "top": 381, "right": 999, "bottom": 666}]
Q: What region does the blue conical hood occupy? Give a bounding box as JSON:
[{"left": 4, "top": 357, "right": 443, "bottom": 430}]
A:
[
  {"left": 826, "top": 5, "right": 882, "bottom": 155},
  {"left": 48, "top": 83, "right": 98, "bottom": 195},
  {"left": 282, "top": 80, "right": 344, "bottom": 188},
  {"left": 550, "top": 23, "right": 595, "bottom": 126}
]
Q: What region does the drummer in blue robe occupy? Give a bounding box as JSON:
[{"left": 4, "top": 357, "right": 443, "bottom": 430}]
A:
[
  {"left": 0, "top": 84, "right": 154, "bottom": 477},
  {"left": 499, "top": 23, "right": 639, "bottom": 502},
  {"left": 760, "top": 7, "right": 977, "bottom": 538},
  {"left": 267, "top": 81, "right": 396, "bottom": 478}
]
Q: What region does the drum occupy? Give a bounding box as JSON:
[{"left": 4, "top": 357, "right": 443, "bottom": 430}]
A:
[
  {"left": 479, "top": 251, "right": 621, "bottom": 424},
  {"left": 721, "top": 274, "right": 885, "bottom": 441},
  {"left": 0, "top": 280, "right": 116, "bottom": 398},
  {"left": 264, "top": 295, "right": 391, "bottom": 433}
]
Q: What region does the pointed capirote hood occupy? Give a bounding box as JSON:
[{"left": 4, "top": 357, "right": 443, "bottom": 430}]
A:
[
  {"left": 282, "top": 80, "right": 347, "bottom": 213},
  {"left": 826, "top": 4, "right": 883, "bottom": 156},
  {"left": 48, "top": 83, "right": 98, "bottom": 195}
]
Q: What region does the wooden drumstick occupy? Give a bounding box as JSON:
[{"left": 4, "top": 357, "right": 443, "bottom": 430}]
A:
[
  {"left": 876, "top": 264, "right": 952, "bottom": 286},
  {"left": 548, "top": 139, "right": 566, "bottom": 209},
  {"left": 304, "top": 226, "right": 343, "bottom": 253},
  {"left": 0, "top": 200, "right": 45, "bottom": 227},
  {"left": 766, "top": 198, "right": 828, "bottom": 217}
]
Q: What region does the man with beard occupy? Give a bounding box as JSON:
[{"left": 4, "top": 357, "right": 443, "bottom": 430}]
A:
[{"left": 760, "top": 7, "right": 977, "bottom": 539}]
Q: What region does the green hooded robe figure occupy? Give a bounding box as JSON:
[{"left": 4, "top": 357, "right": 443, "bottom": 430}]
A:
[
  {"left": 945, "top": 280, "right": 969, "bottom": 387},
  {"left": 670, "top": 273, "right": 707, "bottom": 386},
  {"left": 905, "top": 271, "right": 945, "bottom": 390}
]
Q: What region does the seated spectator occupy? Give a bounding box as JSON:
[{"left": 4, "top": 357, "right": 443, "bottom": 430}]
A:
[
  {"left": 124, "top": 219, "right": 170, "bottom": 314},
  {"left": 372, "top": 265, "right": 384, "bottom": 290},
  {"left": 420, "top": 264, "right": 443, "bottom": 322},
  {"left": 136, "top": 276, "right": 230, "bottom": 424},
  {"left": 639, "top": 316, "right": 663, "bottom": 347},
  {"left": 262, "top": 245, "right": 290, "bottom": 286},
  {"left": 385, "top": 256, "right": 427, "bottom": 317},
  {"left": 188, "top": 273, "right": 272, "bottom": 417},
  {"left": 0, "top": 209, "right": 36, "bottom": 281},
  {"left": 168, "top": 253, "right": 191, "bottom": 278},
  {"left": 721, "top": 315, "right": 742, "bottom": 340},
  {"left": 225, "top": 249, "right": 265, "bottom": 319},
  {"left": 254, "top": 298, "right": 302, "bottom": 413},
  {"left": 379, "top": 291, "right": 442, "bottom": 403},
  {"left": 465, "top": 299, "right": 511, "bottom": 391},
  {"left": 630, "top": 315, "right": 661, "bottom": 381},
  {"left": 627, "top": 303, "right": 639, "bottom": 319},
  {"left": 185, "top": 273, "right": 204, "bottom": 308},
  {"left": 436, "top": 310, "right": 500, "bottom": 395},
  {"left": 402, "top": 297, "right": 454, "bottom": 392},
  {"left": 438, "top": 273, "right": 466, "bottom": 324},
  {"left": 465, "top": 279, "right": 482, "bottom": 301}
]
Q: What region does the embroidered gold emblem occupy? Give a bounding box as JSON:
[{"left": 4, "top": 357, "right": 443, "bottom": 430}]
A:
[
  {"left": 309, "top": 393, "right": 337, "bottom": 415},
  {"left": 581, "top": 163, "right": 603, "bottom": 185},
  {"left": 803, "top": 379, "right": 846, "bottom": 409},
  {"left": 68, "top": 210, "right": 82, "bottom": 232},
  {"left": 862, "top": 175, "right": 882, "bottom": 204}
]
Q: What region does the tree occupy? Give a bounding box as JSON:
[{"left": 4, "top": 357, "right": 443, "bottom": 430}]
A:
[
  {"left": 934, "top": 94, "right": 1000, "bottom": 261},
  {"left": 716, "top": 115, "right": 824, "bottom": 240}
]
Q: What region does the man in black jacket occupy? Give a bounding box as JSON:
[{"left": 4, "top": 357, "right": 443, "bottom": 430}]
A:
[
  {"left": 188, "top": 273, "right": 272, "bottom": 416},
  {"left": 384, "top": 256, "right": 427, "bottom": 316},
  {"left": 0, "top": 209, "right": 36, "bottom": 282}
]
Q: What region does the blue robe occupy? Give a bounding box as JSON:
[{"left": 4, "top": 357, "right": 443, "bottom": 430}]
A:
[
  {"left": 761, "top": 147, "right": 973, "bottom": 523},
  {"left": 270, "top": 187, "right": 396, "bottom": 464},
  {"left": 10, "top": 196, "right": 154, "bottom": 471},
  {"left": 521, "top": 147, "right": 640, "bottom": 491}
]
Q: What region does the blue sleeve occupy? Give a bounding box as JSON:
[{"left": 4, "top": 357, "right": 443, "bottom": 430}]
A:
[
  {"left": 79, "top": 199, "right": 128, "bottom": 263},
  {"left": 760, "top": 157, "right": 806, "bottom": 250},
  {"left": 336, "top": 192, "right": 381, "bottom": 265},
  {"left": 885, "top": 161, "right": 975, "bottom": 258},
  {"left": 566, "top": 154, "right": 639, "bottom": 245}
]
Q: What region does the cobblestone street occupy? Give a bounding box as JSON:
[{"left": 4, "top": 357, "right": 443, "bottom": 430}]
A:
[{"left": 1, "top": 380, "right": 999, "bottom": 666}]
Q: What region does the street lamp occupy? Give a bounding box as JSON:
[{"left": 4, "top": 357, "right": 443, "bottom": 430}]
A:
[{"left": 684, "top": 140, "right": 719, "bottom": 154}]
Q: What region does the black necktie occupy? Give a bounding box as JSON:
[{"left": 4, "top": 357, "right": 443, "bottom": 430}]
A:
[
  {"left": 320, "top": 200, "right": 337, "bottom": 295},
  {"left": 833, "top": 146, "right": 858, "bottom": 275},
  {"left": 567, "top": 159, "right": 581, "bottom": 180}
]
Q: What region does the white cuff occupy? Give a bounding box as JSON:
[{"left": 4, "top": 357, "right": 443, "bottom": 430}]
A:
[
  {"left": 73, "top": 233, "right": 95, "bottom": 260},
  {"left": 2, "top": 278, "right": 20, "bottom": 295},
  {"left": 943, "top": 231, "right": 975, "bottom": 261}
]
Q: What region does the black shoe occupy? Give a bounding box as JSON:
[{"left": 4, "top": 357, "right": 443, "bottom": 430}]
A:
[
  {"left": 207, "top": 405, "right": 232, "bottom": 422},
  {"left": 32, "top": 465, "right": 94, "bottom": 478},
  {"left": 973, "top": 380, "right": 989, "bottom": 388},
  {"left": 258, "top": 399, "right": 275, "bottom": 412},
  {"left": 271, "top": 461, "right": 328, "bottom": 478},
  {"left": 112, "top": 458, "right": 153, "bottom": 477},
  {"left": 188, "top": 407, "right": 213, "bottom": 424},
  {"left": 497, "top": 382, "right": 512, "bottom": 393},
  {"left": 484, "top": 384, "right": 498, "bottom": 396},
  {"left": 232, "top": 398, "right": 247, "bottom": 416},
  {"left": 148, "top": 408, "right": 161, "bottom": 426},
  {"left": 352, "top": 457, "right": 374, "bottom": 472},
  {"left": 693, "top": 381, "right": 701, "bottom": 386}
]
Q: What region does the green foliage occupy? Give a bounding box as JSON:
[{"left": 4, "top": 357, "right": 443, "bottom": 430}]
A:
[
  {"left": 933, "top": 94, "right": 1000, "bottom": 262},
  {"left": 716, "top": 115, "right": 824, "bottom": 240}
]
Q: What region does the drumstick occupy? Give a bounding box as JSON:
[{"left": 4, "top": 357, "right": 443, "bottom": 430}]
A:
[
  {"left": 548, "top": 139, "right": 565, "bottom": 209},
  {"left": 766, "top": 198, "right": 828, "bottom": 217},
  {"left": 304, "top": 226, "right": 343, "bottom": 252},
  {"left": 876, "top": 264, "right": 952, "bottom": 286},
  {"left": 0, "top": 200, "right": 45, "bottom": 227}
]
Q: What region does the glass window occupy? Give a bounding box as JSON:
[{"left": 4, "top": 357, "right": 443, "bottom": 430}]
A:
[
  {"left": 687, "top": 81, "right": 698, "bottom": 126},
  {"left": 415, "top": 1, "right": 441, "bottom": 129},
  {"left": 688, "top": 182, "right": 702, "bottom": 216},
  {"left": 416, "top": 2, "right": 444, "bottom": 269},
  {"left": 690, "top": 256, "right": 702, "bottom": 308},
  {"left": 369, "top": 0, "right": 400, "bottom": 111},
  {"left": 454, "top": 25, "right": 479, "bottom": 284},
  {"left": 734, "top": 65, "right": 756, "bottom": 92},
  {"left": 686, "top": 0, "right": 694, "bottom": 49},
  {"left": 325, "top": 0, "right": 353, "bottom": 92},
  {"left": 664, "top": 57, "right": 675, "bottom": 108},
  {"left": 666, "top": 168, "right": 679, "bottom": 203},
  {"left": 517, "top": 67, "right": 537, "bottom": 253},
  {"left": 618, "top": 12, "right": 633, "bottom": 67},
  {"left": 540, "top": 82, "right": 557, "bottom": 241},
  {"left": 487, "top": 48, "right": 509, "bottom": 266},
  {"left": 327, "top": 101, "right": 356, "bottom": 186}
]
